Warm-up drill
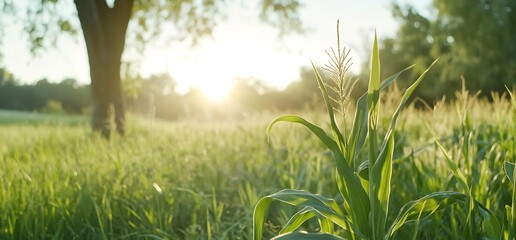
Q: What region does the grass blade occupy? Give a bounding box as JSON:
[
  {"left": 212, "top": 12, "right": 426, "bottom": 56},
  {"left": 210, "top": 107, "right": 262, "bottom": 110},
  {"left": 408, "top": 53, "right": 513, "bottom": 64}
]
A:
[
  {"left": 505, "top": 161, "right": 515, "bottom": 182},
  {"left": 505, "top": 85, "right": 516, "bottom": 110}
]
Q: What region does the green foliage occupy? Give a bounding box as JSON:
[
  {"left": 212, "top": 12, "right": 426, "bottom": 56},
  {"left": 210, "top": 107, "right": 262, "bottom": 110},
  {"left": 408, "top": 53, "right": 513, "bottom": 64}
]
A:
[
  {"left": 0, "top": 0, "right": 303, "bottom": 53},
  {"left": 40, "top": 100, "right": 64, "bottom": 114},
  {"left": 0, "top": 78, "right": 90, "bottom": 114},
  {"left": 0, "top": 77, "right": 90, "bottom": 114},
  {"left": 0, "top": 68, "right": 334, "bottom": 120},
  {"left": 253, "top": 26, "right": 457, "bottom": 239},
  {"left": 376, "top": 1, "right": 516, "bottom": 102}
]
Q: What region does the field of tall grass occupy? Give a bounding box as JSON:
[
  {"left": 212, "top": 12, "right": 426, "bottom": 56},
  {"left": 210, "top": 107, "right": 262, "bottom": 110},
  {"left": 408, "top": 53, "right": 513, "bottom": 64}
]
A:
[
  {"left": 1, "top": 82, "right": 515, "bottom": 239},
  {"left": 2, "top": 28, "right": 516, "bottom": 239}
]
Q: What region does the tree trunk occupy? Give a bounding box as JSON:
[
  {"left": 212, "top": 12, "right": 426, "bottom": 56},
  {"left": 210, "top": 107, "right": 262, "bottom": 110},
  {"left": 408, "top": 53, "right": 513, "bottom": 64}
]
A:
[{"left": 74, "top": 0, "right": 133, "bottom": 138}]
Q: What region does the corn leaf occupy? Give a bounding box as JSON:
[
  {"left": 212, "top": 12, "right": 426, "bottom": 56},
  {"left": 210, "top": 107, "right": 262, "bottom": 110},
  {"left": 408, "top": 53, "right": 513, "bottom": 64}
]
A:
[
  {"left": 506, "top": 205, "right": 514, "bottom": 240},
  {"left": 312, "top": 63, "right": 346, "bottom": 154},
  {"left": 505, "top": 85, "right": 516, "bottom": 110},
  {"left": 272, "top": 231, "right": 345, "bottom": 240},
  {"left": 370, "top": 132, "right": 395, "bottom": 239},
  {"left": 279, "top": 208, "right": 318, "bottom": 234},
  {"left": 267, "top": 115, "right": 370, "bottom": 232},
  {"left": 436, "top": 141, "right": 469, "bottom": 193},
  {"left": 478, "top": 202, "right": 502, "bottom": 240},
  {"left": 347, "top": 65, "right": 414, "bottom": 162},
  {"left": 253, "top": 189, "right": 350, "bottom": 240},
  {"left": 505, "top": 161, "right": 515, "bottom": 182},
  {"left": 320, "top": 217, "right": 334, "bottom": 233},
  {"left": 279, "top": 206, "right": 355, "bottom": 236},
  {"left": 388, "top": 191, "right": 468, "bottom": 237},
  {"left": 367, "top": 31, "right": 381, "bottom": 169},
  {"left": 384, "top": 59, "right": 438, "bottom": 137}
]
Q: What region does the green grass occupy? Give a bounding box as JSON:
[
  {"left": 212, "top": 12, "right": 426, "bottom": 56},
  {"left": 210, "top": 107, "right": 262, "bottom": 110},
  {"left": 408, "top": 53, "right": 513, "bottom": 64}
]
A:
[
  {"left": 2, "top": 33, "right": 516, "bottom": 239},
  {"left": 1, "top": 85, "right": 515, "bottom": 239},
  {"left": 0, "top": 111, "right": 335, "bottom": 239}
]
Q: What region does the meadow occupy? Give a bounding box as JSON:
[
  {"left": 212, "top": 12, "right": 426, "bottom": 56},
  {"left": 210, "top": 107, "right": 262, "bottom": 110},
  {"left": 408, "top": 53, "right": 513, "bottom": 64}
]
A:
[{"left": 0, "top": 81, "right": 515, "bottom": 239}]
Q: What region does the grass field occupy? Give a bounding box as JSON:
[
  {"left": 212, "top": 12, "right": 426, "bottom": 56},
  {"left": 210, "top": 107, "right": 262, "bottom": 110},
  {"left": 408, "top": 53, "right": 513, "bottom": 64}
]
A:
[{"left": 0, "top": 88, "right": 515, "bottom": 239}]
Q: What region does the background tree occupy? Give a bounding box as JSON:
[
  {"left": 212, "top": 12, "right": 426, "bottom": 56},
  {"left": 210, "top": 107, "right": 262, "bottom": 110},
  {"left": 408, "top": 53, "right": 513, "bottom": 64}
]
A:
[
  {"left": 0, "top": 0, "right": 303, "bottom": 138},
  {"left": 374, "top": 1, "right": 516, "bottom": 103}
]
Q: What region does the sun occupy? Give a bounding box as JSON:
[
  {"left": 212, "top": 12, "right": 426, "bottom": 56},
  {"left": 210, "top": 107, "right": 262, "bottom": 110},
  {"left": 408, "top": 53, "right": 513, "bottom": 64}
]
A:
[{"left": 200, "top": 83, "right": 231, "bottom": 101}]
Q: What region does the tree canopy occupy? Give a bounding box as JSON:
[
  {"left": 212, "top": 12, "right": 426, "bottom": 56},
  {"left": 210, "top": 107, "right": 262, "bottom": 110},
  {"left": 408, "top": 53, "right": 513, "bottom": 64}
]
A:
[
  {"left": 375, "top": 0, "right": 516, "bottom": 102},
  {"left": 1, "top": 0, "right": 303, "bottom": 55}
]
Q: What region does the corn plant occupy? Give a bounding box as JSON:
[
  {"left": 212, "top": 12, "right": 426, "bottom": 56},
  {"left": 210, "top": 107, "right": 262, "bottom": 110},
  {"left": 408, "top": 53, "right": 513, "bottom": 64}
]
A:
[{"left": 252, "top": 27, "right": 501, "bottom": 239}]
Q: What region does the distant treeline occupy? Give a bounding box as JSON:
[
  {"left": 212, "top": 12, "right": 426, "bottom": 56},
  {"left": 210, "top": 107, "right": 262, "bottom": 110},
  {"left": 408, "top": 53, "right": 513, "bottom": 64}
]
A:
[
  {"left": 1, "top": 67, "right": 360, "bottom": 120},
  {"left": 0, "top": 69, "right": 91, "bottom": 114}
]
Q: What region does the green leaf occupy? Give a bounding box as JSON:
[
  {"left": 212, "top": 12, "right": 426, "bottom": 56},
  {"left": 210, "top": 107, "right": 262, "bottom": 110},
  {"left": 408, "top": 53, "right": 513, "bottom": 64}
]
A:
[
  {"left": 506, "top": 205, "right": 514, "bottom": 240},
  {"left": 272, "top": 231, "right": 345, "bottom": 240},
  {"left": 312, "top": 63, "right": 346, "bottom": 155},
  {"left": 478, "top": 202, "right": 502, "bottom": 240},
  {"left": 253, "top": 197, "right": 271, "bottom": 240},
  {"left": 319, "top": 216, "right": 334, "bottom": 233},
  {"left": 505, "top": 85, "right": 516, "bottom": 110},
  {"left": 509, "top": 160, "right": 516, "bottom": 240},
  {"left": 279, "top": 206, "right": 354, "bottom": 236},
  {"left": 505, "top": 161, "right": 515, "bottom": 182},
  {"left": 384, "top": 59, "right": 438, "bottom": 137},
  {"left": 253, "top": 189, "right": 360, "bottom": 240},
  {"left": 267, "top": 115, "right": 370, "bottom": 233},
  {"left": 279, "top": 207, "right": 318, "bottom": 234},
  {"left": 357, "top": 161, "right": 369, "bottom": 179},
  {"left": 436, "top": 141, "right": 469, "bottom": 193},
  {"left": 367, "top": 31, "right": 381, "bottom": 169},
  {"left": 370, "top": 132, "right": 395, "bottom": 239},
  {"left": 367, "top": 31, "right": 381, "bottom": 113},
  {"left": 348, "top": 65, "right": 414, "bottom": 161},
  {"left": 388, "top": 191, "right": 468, "bottom": 237},
  {"left": 267, "top": 115, "right": 337, "bottom": 151}
]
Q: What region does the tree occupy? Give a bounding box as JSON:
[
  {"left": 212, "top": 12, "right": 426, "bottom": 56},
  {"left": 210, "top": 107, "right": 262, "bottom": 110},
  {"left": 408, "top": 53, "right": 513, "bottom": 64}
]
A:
[
  {"left": 376, "top": 1, "right": 516, "bottom": 102},
  {"left": 0, "top": 0, "right": 303, "bottom": 138}
]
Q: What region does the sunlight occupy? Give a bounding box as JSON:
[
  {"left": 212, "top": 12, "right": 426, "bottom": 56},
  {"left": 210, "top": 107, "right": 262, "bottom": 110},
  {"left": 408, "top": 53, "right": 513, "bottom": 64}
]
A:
[
  {"left": 168, "top": 57, "right": 234, "bottom": 101},
  {"left": 199, "top": 81, "right": 232, "bottom": 101}
]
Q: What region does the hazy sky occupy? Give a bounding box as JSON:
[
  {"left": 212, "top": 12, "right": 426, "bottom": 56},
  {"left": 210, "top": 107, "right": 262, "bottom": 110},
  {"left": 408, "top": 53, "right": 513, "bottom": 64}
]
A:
[{"left": 0, "top": 0, "right": 431, "bottom": 97}]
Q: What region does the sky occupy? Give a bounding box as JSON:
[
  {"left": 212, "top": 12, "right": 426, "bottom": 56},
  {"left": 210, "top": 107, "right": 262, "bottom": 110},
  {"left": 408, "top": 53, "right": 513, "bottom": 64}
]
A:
[{"left": 0, "top": 0, "right": 431, "bottom": 99}]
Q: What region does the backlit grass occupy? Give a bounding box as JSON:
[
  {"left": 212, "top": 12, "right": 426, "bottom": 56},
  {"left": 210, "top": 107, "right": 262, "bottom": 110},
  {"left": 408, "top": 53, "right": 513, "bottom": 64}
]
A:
[{"left": 1, "top": 86, "right": 515, "bottom": 239}]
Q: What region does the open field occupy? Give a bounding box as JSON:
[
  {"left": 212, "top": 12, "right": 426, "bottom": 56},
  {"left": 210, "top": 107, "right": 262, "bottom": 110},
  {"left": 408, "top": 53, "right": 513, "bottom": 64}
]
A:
[{"left": 1, "top": 90, "right": 515, "bottom": 239}]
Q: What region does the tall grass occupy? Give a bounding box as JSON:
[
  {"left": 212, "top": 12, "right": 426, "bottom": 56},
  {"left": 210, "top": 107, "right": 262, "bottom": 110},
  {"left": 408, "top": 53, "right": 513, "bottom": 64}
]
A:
[
  {"left": 253, "top": 26, "right": 514, "bottom": 239},
  {"left": 1, "top": 87, "right": 515, "bottom": 239},
  {"left": 1, "top": 36, "right": 516, "bottom": 240}
]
